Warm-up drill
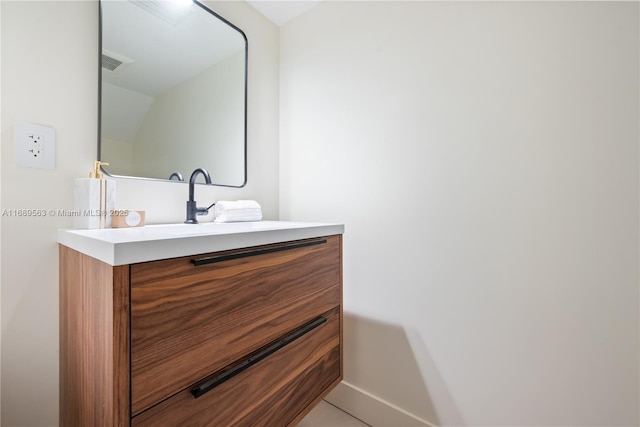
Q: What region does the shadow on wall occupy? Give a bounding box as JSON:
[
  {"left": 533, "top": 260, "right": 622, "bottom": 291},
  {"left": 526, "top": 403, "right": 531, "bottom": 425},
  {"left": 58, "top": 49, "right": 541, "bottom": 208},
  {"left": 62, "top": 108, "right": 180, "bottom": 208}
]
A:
[{"left": 326, "top": 313, "right": 465, "bottom": 427}]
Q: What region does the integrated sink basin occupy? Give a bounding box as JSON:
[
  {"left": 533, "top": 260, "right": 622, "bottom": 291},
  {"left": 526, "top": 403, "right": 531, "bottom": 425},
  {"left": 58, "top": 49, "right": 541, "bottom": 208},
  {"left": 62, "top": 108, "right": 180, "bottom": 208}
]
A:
[
  {"left": 161, "top": 221, "right": 308, "bottom": 236},
  {"left": 57, "top": 221, "right": 344, "bottom": 266}
]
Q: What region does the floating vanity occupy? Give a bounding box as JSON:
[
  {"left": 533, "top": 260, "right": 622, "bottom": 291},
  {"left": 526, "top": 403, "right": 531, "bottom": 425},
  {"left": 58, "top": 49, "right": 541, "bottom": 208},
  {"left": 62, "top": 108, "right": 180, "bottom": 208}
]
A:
[{"left": 58, "top": 221, "right": 344, "bottom": 426}]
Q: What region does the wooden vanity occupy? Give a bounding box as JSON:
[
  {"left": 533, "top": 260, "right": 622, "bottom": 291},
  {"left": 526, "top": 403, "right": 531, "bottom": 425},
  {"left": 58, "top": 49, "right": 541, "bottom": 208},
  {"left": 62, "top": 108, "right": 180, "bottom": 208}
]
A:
[{"left": 58, "top": 222, "right": 343, "bottom": 426}]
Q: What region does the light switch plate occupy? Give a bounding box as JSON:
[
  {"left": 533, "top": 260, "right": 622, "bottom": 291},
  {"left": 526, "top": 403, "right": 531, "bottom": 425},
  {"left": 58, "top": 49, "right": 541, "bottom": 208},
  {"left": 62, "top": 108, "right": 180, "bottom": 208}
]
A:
[{"left": 14, "top": 121, "right": 56, "bottom": 169}]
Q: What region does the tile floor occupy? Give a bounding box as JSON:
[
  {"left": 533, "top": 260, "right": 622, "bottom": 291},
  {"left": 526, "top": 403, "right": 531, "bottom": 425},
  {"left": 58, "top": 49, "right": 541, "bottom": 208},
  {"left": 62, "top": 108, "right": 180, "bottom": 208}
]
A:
[{"left": 298, "top": 400, "right": 370, "bottom": 427}]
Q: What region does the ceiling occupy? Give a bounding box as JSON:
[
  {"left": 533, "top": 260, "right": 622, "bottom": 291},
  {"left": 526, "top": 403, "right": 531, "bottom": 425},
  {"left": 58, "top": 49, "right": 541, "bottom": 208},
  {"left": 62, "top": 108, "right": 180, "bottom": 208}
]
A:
[{"left": 246, "top": 1, "right": 322, "bottom": 26}]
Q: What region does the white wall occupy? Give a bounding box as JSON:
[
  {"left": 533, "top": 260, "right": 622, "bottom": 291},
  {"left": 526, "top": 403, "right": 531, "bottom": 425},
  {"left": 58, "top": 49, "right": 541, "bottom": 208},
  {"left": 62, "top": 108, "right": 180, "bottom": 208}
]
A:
[
  {"left": 280, "top": 2, "right": 639, "bottom": 426},
  {"left": 0, "top": 2, "right": 4, "bottom": 420},
  {"left": 101, "top": 81, "right": 153, "bottom": 145},
  {"left": 0, "top": 1, "right": 279, "bottom": 425},
  {"left": 133, "top": 50, "right": 245, "bottom": 184},
  {"left": 102, "top": 137, "right": 134, "bottom": 176}
]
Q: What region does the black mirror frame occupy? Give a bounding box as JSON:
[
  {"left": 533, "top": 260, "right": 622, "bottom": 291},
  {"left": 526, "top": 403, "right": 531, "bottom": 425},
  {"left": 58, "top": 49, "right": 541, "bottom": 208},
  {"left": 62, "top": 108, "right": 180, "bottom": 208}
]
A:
[{"left": 97, "top": 0, "right": 248, "bottom": 187}]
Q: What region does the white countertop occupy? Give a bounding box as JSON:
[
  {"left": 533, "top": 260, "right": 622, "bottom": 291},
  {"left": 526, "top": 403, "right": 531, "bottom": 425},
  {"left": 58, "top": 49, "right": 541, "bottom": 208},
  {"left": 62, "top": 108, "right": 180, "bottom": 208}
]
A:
[{"left": 58, "top": 221, "right": 344, "bottom": 266}]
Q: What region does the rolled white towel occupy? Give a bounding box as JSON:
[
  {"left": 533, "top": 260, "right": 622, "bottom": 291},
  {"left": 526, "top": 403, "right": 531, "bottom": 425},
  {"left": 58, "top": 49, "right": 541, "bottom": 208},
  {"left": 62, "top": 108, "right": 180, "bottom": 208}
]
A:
[{"left": 214, "top": 200, "right": 263, "bottom": 223}]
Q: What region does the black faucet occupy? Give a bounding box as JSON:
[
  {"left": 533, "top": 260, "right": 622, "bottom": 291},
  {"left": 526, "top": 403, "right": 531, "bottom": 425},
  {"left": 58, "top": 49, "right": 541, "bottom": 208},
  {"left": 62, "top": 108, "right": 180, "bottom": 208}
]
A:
[
  {"left": 185, "top": 168, "right": 212, "bottom": 224},
  {"left": 169, "top": 172, "right": 184, "bottom": 181}
]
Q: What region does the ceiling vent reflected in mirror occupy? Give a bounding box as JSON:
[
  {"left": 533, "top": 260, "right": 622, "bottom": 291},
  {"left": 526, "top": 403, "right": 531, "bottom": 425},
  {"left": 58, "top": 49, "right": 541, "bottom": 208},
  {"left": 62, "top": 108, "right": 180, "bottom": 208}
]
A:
[{"left": 102, "top": 49, "right": 133, "bottom": 73}]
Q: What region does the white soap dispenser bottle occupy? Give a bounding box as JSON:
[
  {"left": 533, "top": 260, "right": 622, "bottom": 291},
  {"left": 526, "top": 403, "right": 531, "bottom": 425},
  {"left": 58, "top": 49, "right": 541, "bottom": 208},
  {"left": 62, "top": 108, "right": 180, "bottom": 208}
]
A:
[{"left": 74, "top": 161, "right": 116, "bottom": 229}]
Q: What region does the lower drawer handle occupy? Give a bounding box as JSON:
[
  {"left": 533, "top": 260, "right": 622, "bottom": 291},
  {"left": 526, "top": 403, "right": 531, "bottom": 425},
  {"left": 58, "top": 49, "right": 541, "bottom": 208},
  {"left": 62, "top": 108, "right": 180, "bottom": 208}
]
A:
[{"left": 190, "top": 316, "right": 328, "bottom": 399}]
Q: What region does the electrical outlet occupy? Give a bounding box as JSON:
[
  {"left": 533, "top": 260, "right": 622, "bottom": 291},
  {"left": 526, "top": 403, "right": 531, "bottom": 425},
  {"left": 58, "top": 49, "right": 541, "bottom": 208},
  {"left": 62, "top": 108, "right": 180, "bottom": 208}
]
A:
[
  {"left": 14, "top": 122, "right": 55, "bottom": 169},
  {"left": 27, "top": 133, "right": 44, "bottom": 157}
]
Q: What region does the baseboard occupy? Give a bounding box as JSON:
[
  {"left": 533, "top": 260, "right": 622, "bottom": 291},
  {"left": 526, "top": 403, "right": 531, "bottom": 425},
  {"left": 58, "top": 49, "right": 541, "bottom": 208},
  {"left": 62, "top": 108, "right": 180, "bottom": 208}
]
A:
[{"left": 324, "top": 381, "right": 436, "bottom": 427}]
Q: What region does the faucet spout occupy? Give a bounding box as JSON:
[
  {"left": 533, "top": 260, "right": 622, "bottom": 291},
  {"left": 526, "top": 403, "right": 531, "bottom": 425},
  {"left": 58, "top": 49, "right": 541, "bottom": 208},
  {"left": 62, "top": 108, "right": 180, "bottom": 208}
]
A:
[
  {"left": 185, "top": 168, "right": 212, "bottom": 224},
  {"left": 169, "top": 172, "right": 184, "bottom": 181}
]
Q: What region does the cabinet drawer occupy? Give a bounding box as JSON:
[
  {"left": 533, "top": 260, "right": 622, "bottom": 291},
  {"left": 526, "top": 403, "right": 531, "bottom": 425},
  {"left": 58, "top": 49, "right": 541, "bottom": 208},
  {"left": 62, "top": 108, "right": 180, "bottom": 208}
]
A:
[
  {"left": 132, "top": 307, "right": 341, "bottom": 427},
  {"left": 130, "top": 236, "right": 341, "bottom": 415}
]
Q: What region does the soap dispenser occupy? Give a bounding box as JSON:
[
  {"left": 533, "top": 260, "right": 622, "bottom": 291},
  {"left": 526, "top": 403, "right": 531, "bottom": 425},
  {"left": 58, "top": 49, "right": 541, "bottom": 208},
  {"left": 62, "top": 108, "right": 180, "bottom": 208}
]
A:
[{"left": 74, "top": 161, "right": 116, "bottom": 229}]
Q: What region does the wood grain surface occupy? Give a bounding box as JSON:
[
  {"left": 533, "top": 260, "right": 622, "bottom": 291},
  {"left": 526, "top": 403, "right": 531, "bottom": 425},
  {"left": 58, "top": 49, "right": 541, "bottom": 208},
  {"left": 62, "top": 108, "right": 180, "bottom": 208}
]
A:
[
  {"left": 60, "top": 234, "right": 343, "bottom": 426},
  {"left": 132, "top": 307, "right": 341, "bottom": 427},
  {"left": 130, "top": 236, "right": 341, "bottom": 415},
  {"left": 59, "top": 245, "right": 130, "bottom": 426}
]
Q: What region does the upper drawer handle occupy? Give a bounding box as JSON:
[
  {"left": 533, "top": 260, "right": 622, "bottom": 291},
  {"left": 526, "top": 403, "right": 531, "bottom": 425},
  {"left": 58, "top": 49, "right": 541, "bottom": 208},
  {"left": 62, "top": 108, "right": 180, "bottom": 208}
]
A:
[
  {"left": 190, "top": 315, "right": 328, "bottom": 399},
  {"left": 191, "top": 239, "right": 327, "bottom": 266}
]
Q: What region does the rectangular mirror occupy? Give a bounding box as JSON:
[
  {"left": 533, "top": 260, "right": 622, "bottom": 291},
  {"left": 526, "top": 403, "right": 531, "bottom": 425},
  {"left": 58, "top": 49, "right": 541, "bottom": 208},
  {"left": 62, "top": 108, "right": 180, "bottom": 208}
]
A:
[{"left": 99, "top": 0, "right": 247, "bottom": 187}]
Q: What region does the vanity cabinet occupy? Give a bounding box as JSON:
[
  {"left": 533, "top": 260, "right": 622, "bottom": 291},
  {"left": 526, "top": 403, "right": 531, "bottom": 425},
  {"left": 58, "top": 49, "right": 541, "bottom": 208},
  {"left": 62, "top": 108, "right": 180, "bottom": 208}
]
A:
[{"left": 59, "top": 232, "right": 343, "bottom": 426}]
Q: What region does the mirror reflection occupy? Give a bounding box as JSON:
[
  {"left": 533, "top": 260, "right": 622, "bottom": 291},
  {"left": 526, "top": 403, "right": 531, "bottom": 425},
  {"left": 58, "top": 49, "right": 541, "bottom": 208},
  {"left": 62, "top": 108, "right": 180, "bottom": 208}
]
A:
[{"left": 99, "top": 0, "right": 247, "bottom": 186}]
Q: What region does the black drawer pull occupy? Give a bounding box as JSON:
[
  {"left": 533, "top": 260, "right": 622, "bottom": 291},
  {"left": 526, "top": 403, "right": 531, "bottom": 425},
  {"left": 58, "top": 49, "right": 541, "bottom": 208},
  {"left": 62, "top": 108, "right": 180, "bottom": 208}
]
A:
[
  {"left": 190, "top": 316, "right": 327, "bottom": 399},
  {"left": 191, "top": 239, "right": 327, "bottom": 266}
]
